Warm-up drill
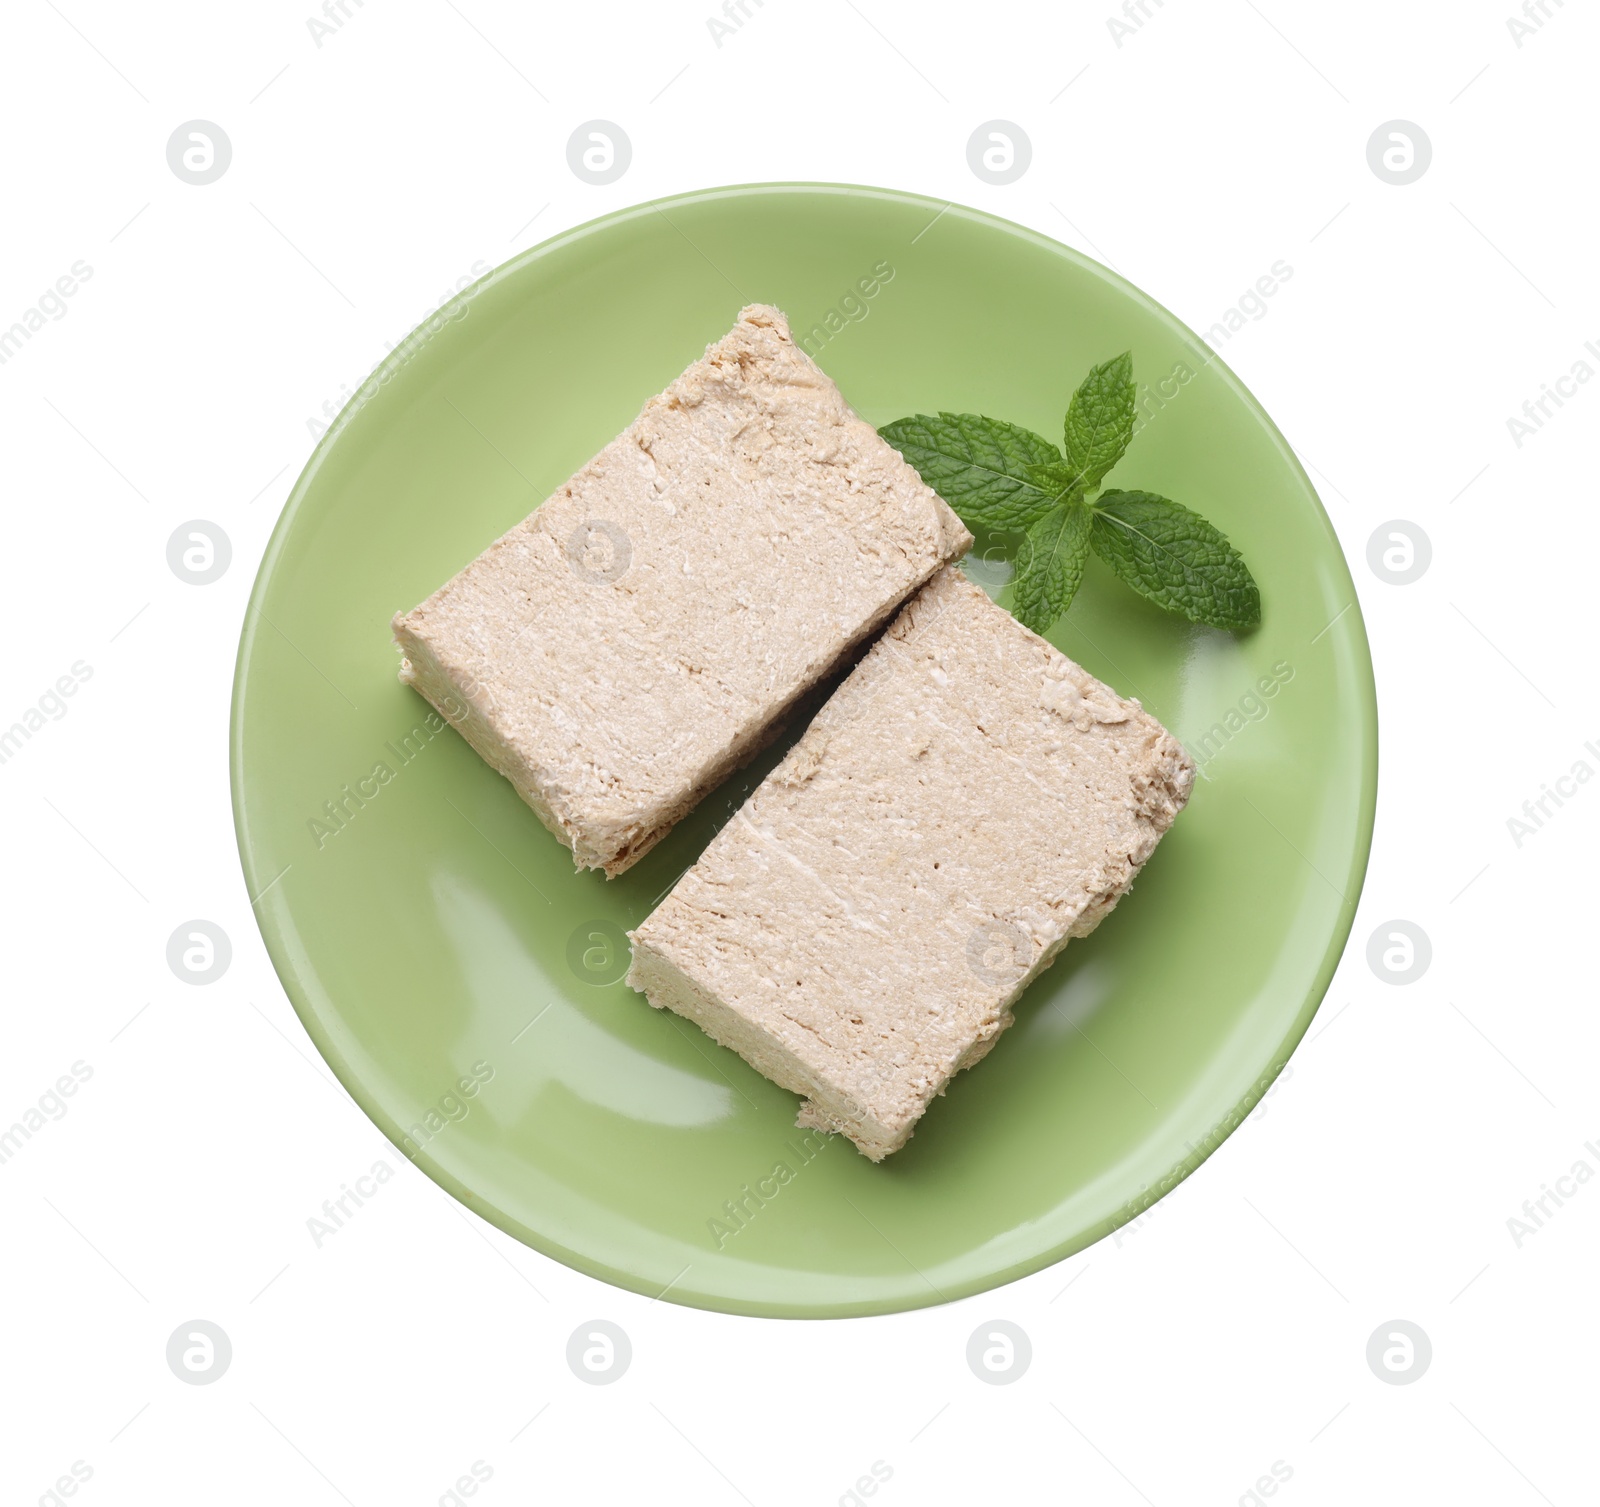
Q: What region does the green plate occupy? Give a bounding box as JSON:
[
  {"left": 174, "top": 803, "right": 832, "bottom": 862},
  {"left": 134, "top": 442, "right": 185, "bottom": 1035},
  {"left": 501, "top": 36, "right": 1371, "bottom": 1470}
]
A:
[{"left": 232, "top": 183, "right": 1376, "bottom": 1318}]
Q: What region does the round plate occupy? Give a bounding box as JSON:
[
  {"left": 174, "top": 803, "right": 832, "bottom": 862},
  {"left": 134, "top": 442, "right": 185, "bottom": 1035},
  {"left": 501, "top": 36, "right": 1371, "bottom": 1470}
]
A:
[{"left": 232, "top": 183, "right": 1376, "bottom": 1318}]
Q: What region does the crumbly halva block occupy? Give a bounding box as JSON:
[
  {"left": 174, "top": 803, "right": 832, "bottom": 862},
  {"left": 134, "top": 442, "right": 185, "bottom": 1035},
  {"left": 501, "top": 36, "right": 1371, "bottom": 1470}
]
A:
[
  {"left": 626, "top": 567, "right": 1195, "bottom": 1159},
  {"left": 392, "top": 305, "right": 970, "bottom": 876}
]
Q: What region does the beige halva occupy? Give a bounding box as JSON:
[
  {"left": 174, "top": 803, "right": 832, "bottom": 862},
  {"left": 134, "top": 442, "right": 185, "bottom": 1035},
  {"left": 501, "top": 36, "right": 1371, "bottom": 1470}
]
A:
[
  {"left": 627, "top": 568, "right": 1194, "bottom": 1158},
  {"left": 393, "top": 305, "right": 969, "bottom": 876},
  {"left": 397, "top": 306, "right": 1192, "bottom": 1157}
]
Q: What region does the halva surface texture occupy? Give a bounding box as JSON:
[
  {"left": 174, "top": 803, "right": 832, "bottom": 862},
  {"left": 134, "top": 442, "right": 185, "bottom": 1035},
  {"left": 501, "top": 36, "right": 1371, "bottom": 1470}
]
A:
[
  {"left": 391, "top": 304, "right": 970, "bottom": 876},
  {"left": 626, "top": 567, "right": 1195, "bottom": 1159}
]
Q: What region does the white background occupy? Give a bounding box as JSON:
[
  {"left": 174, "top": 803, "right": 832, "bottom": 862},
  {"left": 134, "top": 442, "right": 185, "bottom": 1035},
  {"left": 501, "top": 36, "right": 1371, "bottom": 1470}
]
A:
[{"left": 2, "top": 1, "right": 1596, "bottom": 1503}]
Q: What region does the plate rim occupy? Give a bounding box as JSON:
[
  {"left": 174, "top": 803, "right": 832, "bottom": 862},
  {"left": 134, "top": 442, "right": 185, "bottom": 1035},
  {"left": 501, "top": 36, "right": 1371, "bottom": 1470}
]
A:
[{"left": 230, "top": 179, "right": 1379, "bottom": 1319}]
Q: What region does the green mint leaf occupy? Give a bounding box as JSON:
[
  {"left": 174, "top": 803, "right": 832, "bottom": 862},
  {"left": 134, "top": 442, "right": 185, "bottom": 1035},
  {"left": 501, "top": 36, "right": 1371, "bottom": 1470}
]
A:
[
  {"left": 1063, "top": 352, "right": 1136, "bottom": 491},
  {"left": 1091, "top": 491, "right": 1261, "bottom": 630},
  {"left": 879, "top": 412, "right": 1063, "bottom": 529},
  {"left": 1026, "top": 460, "right": 1086, "bottom": 506},
  {"left": 1011, "top": 502, "right": 1094, "bottom": 636}
]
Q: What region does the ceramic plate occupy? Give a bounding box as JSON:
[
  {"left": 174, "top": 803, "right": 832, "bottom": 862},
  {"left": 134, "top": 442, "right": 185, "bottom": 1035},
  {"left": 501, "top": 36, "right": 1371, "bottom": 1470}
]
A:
[{"left": 231, "top": 183, "right": 1376, "bottom": 1317}]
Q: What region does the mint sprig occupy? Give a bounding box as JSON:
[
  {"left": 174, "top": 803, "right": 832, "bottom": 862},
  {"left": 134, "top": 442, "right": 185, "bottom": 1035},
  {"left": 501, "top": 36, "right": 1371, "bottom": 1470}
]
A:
[{"left": 882, "top": 355, "right": 1261, "bottom": 635}]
